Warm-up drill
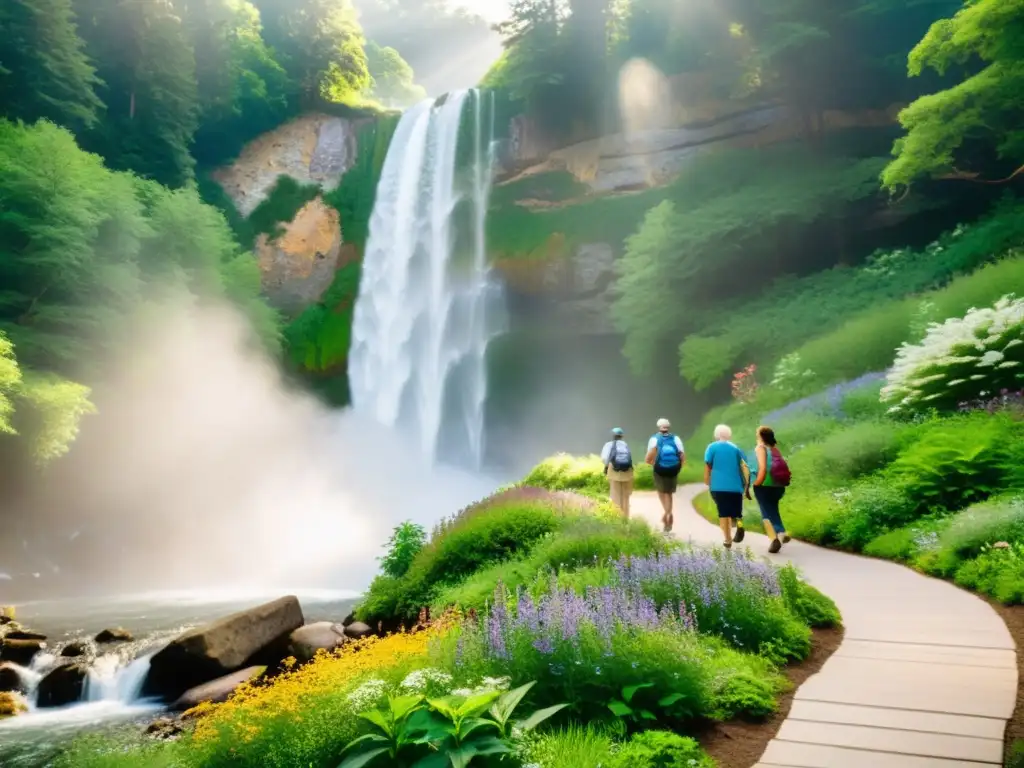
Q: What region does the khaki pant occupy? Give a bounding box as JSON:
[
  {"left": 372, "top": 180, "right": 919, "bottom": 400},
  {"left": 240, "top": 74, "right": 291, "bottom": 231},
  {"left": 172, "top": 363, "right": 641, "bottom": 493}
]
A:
[{"left": 608, "top": 469, "right": 634, "bottom": 517}]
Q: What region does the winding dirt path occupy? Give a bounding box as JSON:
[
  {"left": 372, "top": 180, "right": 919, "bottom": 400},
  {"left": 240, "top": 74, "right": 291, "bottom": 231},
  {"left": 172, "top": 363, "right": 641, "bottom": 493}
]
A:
[{"left": 632, "top": 484, "right": 1017, "bottom": 767}]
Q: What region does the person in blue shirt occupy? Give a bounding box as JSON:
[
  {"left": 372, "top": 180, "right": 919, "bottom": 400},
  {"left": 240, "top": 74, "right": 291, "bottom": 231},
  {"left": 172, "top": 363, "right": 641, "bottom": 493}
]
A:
[{"left": 703, "top": 424, "right": 751, "bottom": 549}]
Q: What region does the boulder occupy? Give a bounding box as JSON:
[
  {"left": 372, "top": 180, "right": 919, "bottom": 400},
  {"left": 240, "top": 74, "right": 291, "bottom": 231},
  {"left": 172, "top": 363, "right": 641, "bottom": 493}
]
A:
[
  {"left": 288, "top": 622, "right": 347, "bottom": 663},
  {"left": 143, "top": 595, "right": 304, "bottom": 701},
  {"left": 0, "top": 638, "right": 44, "bottom": 666},
  {"left": 0, "top": 691, "right": 28, "bottom": 718},
  {"left": 0, "top": 662, "right": 26, "bottom": 693},
  {"left": 169, "top": 665, "right": 266, "bottom": 711},
  {"left": 5, "top": 630, "right": 46, "bottom": 642},
  {"left": 146, "top": 716, "right": 185, "bottom": 740},
  {"left": 95, "top": 627, "right": 133, "bottom": 643},
  {"left": 37, "top": 663, "right": 89, "bottom": 708},
  {"left": 343, "top": 621, "right": 373, "bottom": 640},
  {"left": 60, "top": 641, "right": 89, "bottom": 658}
]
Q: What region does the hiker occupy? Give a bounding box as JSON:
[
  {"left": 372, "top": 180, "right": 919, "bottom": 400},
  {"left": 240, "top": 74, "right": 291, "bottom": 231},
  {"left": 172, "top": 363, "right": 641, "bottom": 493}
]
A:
[
  {"left": 601, "top": 427, "right": 634, "bottom": 517},
  {"left": 751, "top": 425, "right": 792, "bottom": 554},
  {"left": 645, "top": 418, "right": 684, "bottom": 533},
  {"left": 703, "top": 424, "right": 749, "bottom": 549}
]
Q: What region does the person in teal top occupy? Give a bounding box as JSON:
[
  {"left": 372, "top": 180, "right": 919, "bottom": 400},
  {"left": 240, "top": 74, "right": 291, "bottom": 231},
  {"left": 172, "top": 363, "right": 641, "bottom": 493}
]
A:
[
  {"left": 703, "top": 424, "right": 749, "bottom": 549},
  {"left": 751, "top": 425, "right": 790, "bottom": 554}
]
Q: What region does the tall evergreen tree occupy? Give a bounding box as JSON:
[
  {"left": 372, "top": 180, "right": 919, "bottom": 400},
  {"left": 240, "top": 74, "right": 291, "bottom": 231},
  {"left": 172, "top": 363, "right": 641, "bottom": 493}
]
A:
[
  {"left": 0, "top": 0, "right": 104, "bottom": 130},
  {"left": 254, "top": 0, "right": 370, "bottom": 106},
  {"left": 73, "top": 0, "right": 199, "bottom": 187},
  {"left": 180, "top": 0, "right": 291, "bottom": 166}
]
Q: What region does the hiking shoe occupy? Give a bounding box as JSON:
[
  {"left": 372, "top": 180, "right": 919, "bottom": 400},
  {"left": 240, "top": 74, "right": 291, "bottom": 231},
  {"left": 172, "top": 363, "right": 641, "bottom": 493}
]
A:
[
  {"left": 782, "top": 534, "right": 792, "bottom": 544},
  {"left": 724, "top": 541, "right": 732, "bottom": 549},
  {"left": 733, "top": 526, "right": 745, "bottom": 544},
  {"left": 768, "top": 538, "right": 782, "bottom": 554}
]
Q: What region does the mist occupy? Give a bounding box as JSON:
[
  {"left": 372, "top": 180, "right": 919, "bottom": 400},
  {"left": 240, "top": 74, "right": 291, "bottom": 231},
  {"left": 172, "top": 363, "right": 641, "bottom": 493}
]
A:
[{"left": 7, "top": 299, "right": 503, "bottom": 599}]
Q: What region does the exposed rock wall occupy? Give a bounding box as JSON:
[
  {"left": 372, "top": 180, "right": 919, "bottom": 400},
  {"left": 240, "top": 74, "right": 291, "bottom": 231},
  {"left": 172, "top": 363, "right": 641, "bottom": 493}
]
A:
[
  {"left": 496, "top": 242, "right": 618, "bottom": 335},
  {"left": 213, "top": 113, "right": 367, "bottom": 216},
  {"left": 213, "top": 113, "right": 370, "bottom": 313},
  {"left": 256, "top": 198, "right": 358, "bottom": 316}
]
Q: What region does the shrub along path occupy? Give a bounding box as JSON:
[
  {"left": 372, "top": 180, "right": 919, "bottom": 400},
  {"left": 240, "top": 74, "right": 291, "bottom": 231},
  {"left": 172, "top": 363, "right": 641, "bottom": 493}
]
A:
[{"left": 634, "top": 484, "right": 1017, "bottom": 767}]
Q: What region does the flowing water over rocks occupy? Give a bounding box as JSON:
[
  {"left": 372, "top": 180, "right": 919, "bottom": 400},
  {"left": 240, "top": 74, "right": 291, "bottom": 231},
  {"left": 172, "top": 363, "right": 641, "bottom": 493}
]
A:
[{"left": 0, "top": 590, "right": 357, "bottom": 767}]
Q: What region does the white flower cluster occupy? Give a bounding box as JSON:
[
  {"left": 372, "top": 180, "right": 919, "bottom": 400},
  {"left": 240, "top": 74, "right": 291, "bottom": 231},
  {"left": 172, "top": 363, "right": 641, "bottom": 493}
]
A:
[
  {"left": 770, "top": 352, "right": 815, "bottom": 392},
  {"left": 399, "top": 668, "right": 454, "bottom": 693},
  {"left": 450, "top": 676, "right": 512, "bottom": 697},
  {"left": 346, "top": 678, "right": 388, "bottom": 711},
  {"left": 881, "top": 294, "right": 1024, "bottom": 413}
]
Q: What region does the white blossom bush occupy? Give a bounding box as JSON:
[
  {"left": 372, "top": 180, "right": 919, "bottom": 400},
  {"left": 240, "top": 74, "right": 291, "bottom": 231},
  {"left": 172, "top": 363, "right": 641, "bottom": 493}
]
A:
[
  {"left": 881, "top": 294, "right": 1024, "bottom": 413},
  {"left": 770, "top": 352, "right": 816, "bottom": 393}
]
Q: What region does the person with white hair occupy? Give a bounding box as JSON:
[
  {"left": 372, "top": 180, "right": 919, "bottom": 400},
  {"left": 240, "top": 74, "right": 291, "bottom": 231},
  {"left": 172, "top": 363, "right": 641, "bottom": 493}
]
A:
[
  {"left": 601, "top": 427, "right": 634, "bottom": 517},
  {"left": 645, "top": 418, "right": 684, "bottom": 533},
  {"left": 704, "top": 423, "right": 750, "bottom": 549}
]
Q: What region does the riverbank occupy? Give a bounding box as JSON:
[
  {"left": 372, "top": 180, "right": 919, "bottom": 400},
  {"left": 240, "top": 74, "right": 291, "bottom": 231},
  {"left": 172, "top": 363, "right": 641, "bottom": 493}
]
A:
[
  {"left": 46, "top": 485, "right": 842, "bottom": 768},
  {"left": 0, "top": 591, "right": 358, "bottom": 768}
]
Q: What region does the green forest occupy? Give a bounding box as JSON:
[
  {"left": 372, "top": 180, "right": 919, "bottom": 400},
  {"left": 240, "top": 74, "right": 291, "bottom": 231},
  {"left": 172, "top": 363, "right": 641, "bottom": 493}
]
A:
[
  {"left": 0, "top": 0, "right": 490, "bottom": 476},
  {"left": 1, "top": 0, "right": 1023, "bottom": 474}
]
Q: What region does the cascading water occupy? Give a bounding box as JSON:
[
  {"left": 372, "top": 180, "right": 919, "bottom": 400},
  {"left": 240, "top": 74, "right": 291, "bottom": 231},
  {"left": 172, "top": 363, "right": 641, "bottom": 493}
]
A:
[{"left": 348, "top": 89, "right": 505, "bottom": 469}]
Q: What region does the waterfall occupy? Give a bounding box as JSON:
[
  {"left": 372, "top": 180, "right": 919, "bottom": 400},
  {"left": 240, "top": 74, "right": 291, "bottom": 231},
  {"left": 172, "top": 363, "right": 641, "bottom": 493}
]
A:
[
  {"left": 348, "top": 89, "right": 505, "bottom": 468},
  {"left": 83, "top": 653, "right": 152, "bottom": 704}
]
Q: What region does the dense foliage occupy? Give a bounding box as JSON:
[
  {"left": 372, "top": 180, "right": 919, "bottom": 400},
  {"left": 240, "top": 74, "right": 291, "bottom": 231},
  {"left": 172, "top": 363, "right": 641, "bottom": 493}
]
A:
[{"left": 57, "top": 478, "right": 839, "bottom": 768}]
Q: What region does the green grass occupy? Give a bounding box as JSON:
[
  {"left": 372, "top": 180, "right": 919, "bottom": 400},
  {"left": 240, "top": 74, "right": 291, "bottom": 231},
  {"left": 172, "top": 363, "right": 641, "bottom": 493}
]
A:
[
  {"left": 522, "top": 453, "right": 657, "bottom": 497},
  {"left": 675, "top": 202, "right": 1024, "bottom": 391}
]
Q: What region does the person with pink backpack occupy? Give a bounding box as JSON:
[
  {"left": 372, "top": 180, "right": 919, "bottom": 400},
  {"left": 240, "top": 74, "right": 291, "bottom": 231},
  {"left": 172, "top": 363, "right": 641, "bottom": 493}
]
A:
[{"left": 751, "top": 425, "right": 792, "bottom": 554}]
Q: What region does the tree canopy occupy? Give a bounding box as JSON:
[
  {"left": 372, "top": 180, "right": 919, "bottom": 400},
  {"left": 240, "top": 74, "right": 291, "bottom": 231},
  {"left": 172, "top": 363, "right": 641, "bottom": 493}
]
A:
[{"left": 882, "top": 0, "right": 1024, "bottom": 190}]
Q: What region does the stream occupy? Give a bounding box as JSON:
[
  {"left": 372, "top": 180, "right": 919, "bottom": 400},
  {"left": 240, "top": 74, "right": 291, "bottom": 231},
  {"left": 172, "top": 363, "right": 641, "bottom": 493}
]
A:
[{"left": 0, "top": 589, "right": 358, "bottom": 767}]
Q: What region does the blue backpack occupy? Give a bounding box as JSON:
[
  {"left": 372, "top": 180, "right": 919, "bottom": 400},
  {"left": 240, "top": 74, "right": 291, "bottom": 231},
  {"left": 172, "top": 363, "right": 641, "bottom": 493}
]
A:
[{"left": 654, "top": 433, "right": 682, "bottom": 476}]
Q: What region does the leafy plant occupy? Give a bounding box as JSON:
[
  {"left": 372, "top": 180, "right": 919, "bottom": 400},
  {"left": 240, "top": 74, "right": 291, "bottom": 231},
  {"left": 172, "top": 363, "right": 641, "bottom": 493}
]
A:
[
  {"left": 381, "top": 522, "right": 428, "bottom": 579},
  {"left": 340, "top": 694, "right": 428, "bottom": 768},
  {"left": 607, "top": 682, "right": 688, "bottom": 727},
  {"left": 607, "top": 730, "right": 716, "bottom": 768},
  {"left": 955, "top": 541, "right": 1024, "bottom": 605}
]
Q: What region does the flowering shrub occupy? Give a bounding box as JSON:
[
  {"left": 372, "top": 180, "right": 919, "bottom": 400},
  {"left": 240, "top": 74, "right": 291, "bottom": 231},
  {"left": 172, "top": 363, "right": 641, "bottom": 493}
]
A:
[
  {"left": 761, "top": 371, "right": 886, "bottom": 425},
  {"left": 436, "top": 577, "right": 785, "bottom": 725},
  {"left": 921, "top": 496, "right": 1024, "bottom": 576},
  {"left": 955, "top": 541, "right": 1024, "bottom": 604},
  {"left": 617, "top": 551, "right": 811, "bottom": 661},
  {"left": 959, "top": 389, "right": 1024, "bottom": 415},
  {"left": 359, "top": 501, "right": 564, "bottom": 624},
  {"left": 881, "top": 294, "right": 1024, "bottom": 413},
  {"left": 731, "top": 364, "right": 759, "bottom": 404},
  {"left": 180, "top": 630, "right": 437, "bottom": 768},
  {"left": 770, "top": 353, "right": 816, "bottom": 394},
  {"left": 436, "top": 485, "right": 600, "bottom": 539}
]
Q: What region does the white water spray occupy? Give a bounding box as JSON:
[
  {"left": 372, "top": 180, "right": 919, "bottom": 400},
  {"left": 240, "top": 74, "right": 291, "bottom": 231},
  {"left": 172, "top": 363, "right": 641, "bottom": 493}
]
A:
[{"left": 348, "top": 89, "right": 505, "bottom": 468}]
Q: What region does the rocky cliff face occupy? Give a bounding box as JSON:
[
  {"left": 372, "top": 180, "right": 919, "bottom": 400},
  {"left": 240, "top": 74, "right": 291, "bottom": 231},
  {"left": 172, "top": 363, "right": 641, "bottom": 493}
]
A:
[
  {"left": 492, "top": 71, "right": 902, "bottom": 327},
  {"left": 255, "top": 198, "right": 358, "bottom": 316},
  {"left": 213, "top": 114, "right": 367, "bottom": 314},
  {"left": 214, "top": 113, "right": 366, "bottom": 216}
]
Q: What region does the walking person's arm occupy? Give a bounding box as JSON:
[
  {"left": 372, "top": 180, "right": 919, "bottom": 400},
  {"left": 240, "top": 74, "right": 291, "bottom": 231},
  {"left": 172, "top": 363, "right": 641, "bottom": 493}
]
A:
[
  {"left": 675, "top": 436, "right": 685, "bottom": 468},
  {"left": 703, "top": 444, "right": 712, "bottom": 486},
  {"left": 754, "top": 445, "right": 768, "bottom": 487},
  {"left": 645, "top": 437, "right": 657, "bottom": 465}
]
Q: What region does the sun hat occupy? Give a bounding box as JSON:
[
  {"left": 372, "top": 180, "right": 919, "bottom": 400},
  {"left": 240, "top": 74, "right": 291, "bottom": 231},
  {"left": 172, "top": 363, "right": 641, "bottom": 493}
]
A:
[{"left": 611, "top": 427, "right": 624, "bottom": 436}]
